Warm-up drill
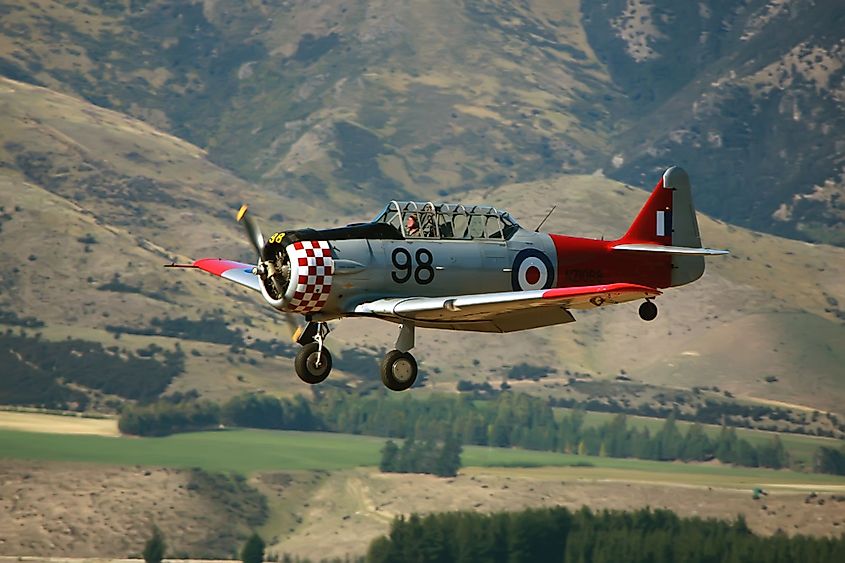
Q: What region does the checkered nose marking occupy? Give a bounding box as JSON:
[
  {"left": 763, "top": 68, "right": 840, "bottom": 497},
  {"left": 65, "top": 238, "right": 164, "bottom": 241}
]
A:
[{"left": 286, "top": 240, "right": 334, "bottom": 313}]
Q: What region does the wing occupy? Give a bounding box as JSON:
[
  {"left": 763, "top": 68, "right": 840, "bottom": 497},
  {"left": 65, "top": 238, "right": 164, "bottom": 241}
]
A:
[
  {"left": 185, "top": 258, "right": 261, "bottom": 292},
  {"left": 354, "top": 283, "right": 660, "bottom": 333}
]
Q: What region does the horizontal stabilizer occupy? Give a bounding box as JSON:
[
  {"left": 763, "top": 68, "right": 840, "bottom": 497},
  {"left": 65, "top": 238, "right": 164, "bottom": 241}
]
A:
[{"left": 613, "top": 243, "right": 729, "bottom": 256}]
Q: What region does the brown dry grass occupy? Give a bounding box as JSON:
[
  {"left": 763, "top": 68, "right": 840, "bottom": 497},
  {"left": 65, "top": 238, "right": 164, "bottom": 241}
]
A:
[
  {"left": 2, "top": 74, "right": 844, "bottom": 413},
  {"left": 2, "top": 460, "right": 843, "bottom": 561},
  {"left": 0, "top": 559, "right": 234, "bottom": 563},
  {"left": 0, "top": 412, "right": 118, "bottom": 437},
  {"left": 268, "top": 467, "right": 845, "bottom": 561},
  {"left": 0, "top": 461, "right": 257, "bottom": 559}
]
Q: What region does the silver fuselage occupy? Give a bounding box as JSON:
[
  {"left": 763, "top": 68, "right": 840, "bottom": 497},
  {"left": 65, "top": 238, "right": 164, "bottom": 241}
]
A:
[{"left": 310, "top": 228, "right": 556, "bottom": 320}]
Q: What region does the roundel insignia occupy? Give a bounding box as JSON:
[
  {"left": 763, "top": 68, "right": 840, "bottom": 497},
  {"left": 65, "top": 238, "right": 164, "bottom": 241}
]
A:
[{"left": 511, "top": 249, "right": 555, "bottom": 291}]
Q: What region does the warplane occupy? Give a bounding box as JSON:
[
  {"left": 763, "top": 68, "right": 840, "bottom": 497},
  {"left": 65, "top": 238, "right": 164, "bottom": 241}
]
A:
[{"left": 170, "top": 166, "right": 727, "bottom": 391}]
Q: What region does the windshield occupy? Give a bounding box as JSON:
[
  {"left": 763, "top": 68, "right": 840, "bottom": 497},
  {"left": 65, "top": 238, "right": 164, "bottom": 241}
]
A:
[{"left": 373, "top": 202, "right": 520, "bottom": 240}]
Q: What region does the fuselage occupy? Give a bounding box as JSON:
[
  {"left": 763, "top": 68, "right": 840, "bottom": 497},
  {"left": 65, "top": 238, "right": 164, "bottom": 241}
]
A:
[
  {"left": 264, "top": 226, "right": 683, "bottom": 321},
  {"left": 255, "top": 191, "right": 707, "bottom": 322}
]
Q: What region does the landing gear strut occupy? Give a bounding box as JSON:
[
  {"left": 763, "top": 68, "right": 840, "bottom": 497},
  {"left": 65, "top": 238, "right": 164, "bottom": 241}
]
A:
[
  {"left": 639, "top": 300, "right": 658, "bottom": 321},
  {"left": 380, "top": 322, "right": 418, "bottom": 391},
  {"left": 294, "top": 322, "right": 333, "bottom": 384}
]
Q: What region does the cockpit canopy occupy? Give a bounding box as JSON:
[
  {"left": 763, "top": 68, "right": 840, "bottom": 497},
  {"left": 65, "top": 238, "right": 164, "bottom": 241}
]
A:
[{"left": 373, "top": 201, "right": 522, "bottom": 240}]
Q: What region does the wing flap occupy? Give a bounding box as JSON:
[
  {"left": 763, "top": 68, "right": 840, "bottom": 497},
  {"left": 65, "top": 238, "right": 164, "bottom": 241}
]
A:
[
  {"left": 355, "top": 283, "right": 660, "bottom": 326},
  {"left": 191, "top": 258, "right": 261, "bottom": 292}
]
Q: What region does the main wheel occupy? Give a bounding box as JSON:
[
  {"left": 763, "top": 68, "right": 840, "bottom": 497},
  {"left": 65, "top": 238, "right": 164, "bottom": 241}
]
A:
[
  {"left": 639, "top": 300, "right": 658, "bottom": 321},
  {"left": 380, "top": 350, "right": 418, "bottom": 391},
  {"left": 294, "top": 342, "right": 332, "bottom": 384}
]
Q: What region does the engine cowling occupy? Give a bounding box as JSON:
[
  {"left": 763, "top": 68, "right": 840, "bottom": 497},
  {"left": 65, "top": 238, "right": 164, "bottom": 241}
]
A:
[{"left": 259, "top": 239, "right": 334, "bottom": 315}]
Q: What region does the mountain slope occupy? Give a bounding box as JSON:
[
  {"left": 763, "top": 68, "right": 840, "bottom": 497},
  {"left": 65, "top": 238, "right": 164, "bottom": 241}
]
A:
[
  {"left": 0, "top": 5, "right": 843, "bottom": 413},
  {"left": 471, "top": 173, "right": 845, "bottom": 407},
  {"left": 1, "top": 1, "right": 841, "bottom": 244},
  {"left": 0, "top": 0, "right": 614, "bottom": 209},
  {"left": 583, "top": 0, "right": 845, "bottom": 244},
  {"left": 1, "top": 77, "right": 843, "bottom": 411},
  {"left": 0, "top": 77, "right": 326, "bottom": 408},
  {"left": 329, "top": 173, "right": 845, "bottom": 412}
]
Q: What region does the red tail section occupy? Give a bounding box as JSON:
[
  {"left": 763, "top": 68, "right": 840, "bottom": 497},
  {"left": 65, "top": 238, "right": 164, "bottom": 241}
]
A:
[
  {"left": 619, "top": 166, "right": 708, "bottom": 287},
  {"left": 620, "top": 175, "right": 674, "bottom": 245},
  {"left": 550, "top": 167, "right": 714, "bottom": 290}
]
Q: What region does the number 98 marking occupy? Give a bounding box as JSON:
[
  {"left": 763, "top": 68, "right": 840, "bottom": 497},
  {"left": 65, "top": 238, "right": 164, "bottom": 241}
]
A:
[{"left": 391, "top": 248, "right": 435, "bottom": 285}]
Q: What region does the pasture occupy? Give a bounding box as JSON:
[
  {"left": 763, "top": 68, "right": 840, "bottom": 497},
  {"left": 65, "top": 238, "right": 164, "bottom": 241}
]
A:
[{"left": 1, "top": 427, "right": 844, "bottom": 490}]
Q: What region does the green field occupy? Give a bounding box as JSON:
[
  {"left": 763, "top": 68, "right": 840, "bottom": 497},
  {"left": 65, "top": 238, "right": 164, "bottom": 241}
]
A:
[{"left": 2, "top": 428, "right": 844, "bottom": 489}]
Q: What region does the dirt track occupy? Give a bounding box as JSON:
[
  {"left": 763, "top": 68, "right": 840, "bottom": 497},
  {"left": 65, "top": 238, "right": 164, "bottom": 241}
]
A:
[
  {"left": 2, "top": 413, "right": 844, "bottom": 560},
  {"left": 2, "top": 460, "right": 844, "bottom": 561},
  {"left": 267, "top": 467, "right": 845, "bottom": 560}
]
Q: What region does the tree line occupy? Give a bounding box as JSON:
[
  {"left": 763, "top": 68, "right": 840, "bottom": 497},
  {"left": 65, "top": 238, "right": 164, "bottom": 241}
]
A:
[
  {"left": 814, "top": 446, "right": 845, "bottom": 475},
  {"left": 118, "top": 393, "right": 317, "bottom": 436},
  {"left": 119, "top": 391, "right": 844, "bottom": 473},
  {"left": 315, "top": 391, "right": 791, "bottom": 469},
  {"left": 1, "top": 330, "right": 184, "bottom": 409},
  {"left": 548, "top": 394, "right": 844, "bottom": 438},
  {"left": 367, "top": 506, "right": 845, "bottom": 563},
  {"left": 379, "top": 433, "right": 463, "bottom": 477}
]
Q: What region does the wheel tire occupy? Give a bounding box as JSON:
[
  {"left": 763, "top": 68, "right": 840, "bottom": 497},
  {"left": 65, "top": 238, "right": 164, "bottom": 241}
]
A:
[
  {"left": 380, "top": 350, "right": 418, "bottom": 391},
  {"left": 294, "top": 342, "right": 332, "bottom": 384},
  {"left": 639, "top": 300, "right": 658, "bottom": 321}
]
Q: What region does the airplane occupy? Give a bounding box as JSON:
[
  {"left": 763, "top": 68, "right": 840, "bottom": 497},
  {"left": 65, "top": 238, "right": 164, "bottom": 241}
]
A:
[{"left": 170, "top": 166, "right": 727, "bottom": 392}]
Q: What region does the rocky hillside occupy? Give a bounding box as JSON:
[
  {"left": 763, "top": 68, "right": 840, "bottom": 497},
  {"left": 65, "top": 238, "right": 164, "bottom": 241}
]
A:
[
  {"left": 454, "top": 173, "right": 845, "bottom": 412},
  {"left": 0, "top": 77, "right": 842, "bottom": 413},
  {"left": 0, "top": 0, "right": 615, "bottom": 211},
  {"left": 0, "top": 2, "right": 842, "bottom": 412},
  {"left": 1, "top": 1, "right": 841, "bottom": 243},
  {"left": 583, "top": 0, "right": 845, "bottom": 244}
]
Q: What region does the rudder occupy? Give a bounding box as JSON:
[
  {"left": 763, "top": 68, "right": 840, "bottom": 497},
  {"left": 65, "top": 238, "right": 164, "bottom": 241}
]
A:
[
  {"left": 621, "top": 166, "right": 705, "bottom": 286},
  {"left": 622, "top": 166, "right": 701, "bottom": 246}
]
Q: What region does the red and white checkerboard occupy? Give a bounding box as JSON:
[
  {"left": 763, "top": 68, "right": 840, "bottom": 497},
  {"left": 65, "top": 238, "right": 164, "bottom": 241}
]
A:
[{"left": 286, "top": 240, "right": 334, "bottom": 313}]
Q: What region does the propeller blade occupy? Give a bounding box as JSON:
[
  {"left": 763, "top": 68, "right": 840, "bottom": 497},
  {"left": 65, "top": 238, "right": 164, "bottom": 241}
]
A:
[
  {"left": 284, "top": 314, "right": 301, "bottom": 342},
  {"left": 239, "top": 204, "right": 298, "bottom": 335},
  {"left": 237, "top": 204, "right": 266, "bottom": 259}
]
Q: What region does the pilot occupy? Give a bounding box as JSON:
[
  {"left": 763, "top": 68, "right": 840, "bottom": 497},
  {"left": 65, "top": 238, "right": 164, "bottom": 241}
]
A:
[{"left": 405, "top": 214, "right": 420, "bottom": 237}]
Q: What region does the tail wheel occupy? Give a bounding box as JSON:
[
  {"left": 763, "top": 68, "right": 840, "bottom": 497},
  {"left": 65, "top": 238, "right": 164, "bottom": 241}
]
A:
[
  {"left": 294, "top": 342, "right": 332, "bottom": 384},
  {"left": 380, "top": 350, "right": 418, "bottom": 391},
  {"left": 639, "top": 300, "right": 658, "bottom": 321}
]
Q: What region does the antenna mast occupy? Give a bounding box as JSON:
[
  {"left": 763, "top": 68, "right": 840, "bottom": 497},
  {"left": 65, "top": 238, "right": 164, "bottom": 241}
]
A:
[{"left": 534, "top": 205, "right": 557, "bottom": 232}]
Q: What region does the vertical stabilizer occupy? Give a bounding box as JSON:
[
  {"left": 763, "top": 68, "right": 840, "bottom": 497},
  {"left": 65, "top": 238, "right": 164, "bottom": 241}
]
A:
[
  {"left": 621, "top": 167, "right": 705, "bottom": 286},
  {"left": 622, "top": 173, "right": 672, "bottom": 245}
]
